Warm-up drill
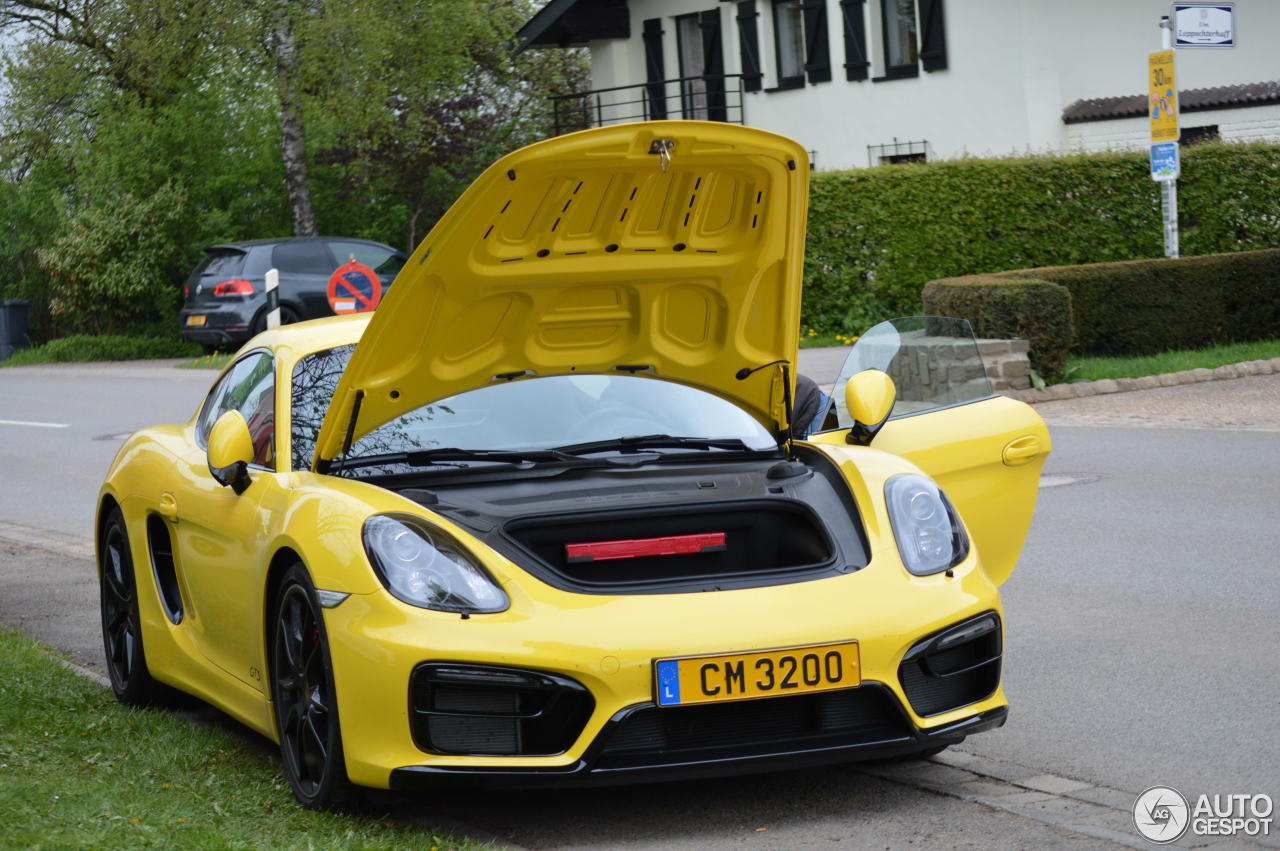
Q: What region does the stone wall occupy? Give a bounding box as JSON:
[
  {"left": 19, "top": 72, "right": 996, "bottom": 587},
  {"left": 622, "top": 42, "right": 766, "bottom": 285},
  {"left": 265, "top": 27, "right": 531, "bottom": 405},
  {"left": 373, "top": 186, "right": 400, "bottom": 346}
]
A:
[{"left": 978, "top": 339, "right": 1032, "bottom": 392}]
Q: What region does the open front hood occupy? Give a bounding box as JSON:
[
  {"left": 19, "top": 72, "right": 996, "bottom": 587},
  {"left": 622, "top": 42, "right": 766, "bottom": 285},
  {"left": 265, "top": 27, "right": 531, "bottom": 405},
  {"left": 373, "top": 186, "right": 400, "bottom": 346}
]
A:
[{"left": 314, "top": 121, "right": 810, "bottom": 467}]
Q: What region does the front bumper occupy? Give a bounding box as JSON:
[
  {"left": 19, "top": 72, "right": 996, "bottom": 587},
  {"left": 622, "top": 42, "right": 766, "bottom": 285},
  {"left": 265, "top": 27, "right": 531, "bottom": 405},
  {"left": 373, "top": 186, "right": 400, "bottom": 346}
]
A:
[{"left": 389, "top": 688, "right": 1006, "bottom": 791}]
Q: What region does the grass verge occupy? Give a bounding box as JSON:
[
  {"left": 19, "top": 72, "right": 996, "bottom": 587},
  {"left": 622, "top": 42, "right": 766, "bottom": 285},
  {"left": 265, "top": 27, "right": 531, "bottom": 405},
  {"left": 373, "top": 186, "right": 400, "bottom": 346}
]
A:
[
  {"left": 176, "top": 353, "right": 234, "bottom": 370},
  {"left": 1065, "top": 339, "right": 1280, "bottom": 382},
  {"left": 0, "top": 628, "right": 481, "bottom": 849},
  {"left": 1, "top": 335, "right": 200, "bottom": 367}
]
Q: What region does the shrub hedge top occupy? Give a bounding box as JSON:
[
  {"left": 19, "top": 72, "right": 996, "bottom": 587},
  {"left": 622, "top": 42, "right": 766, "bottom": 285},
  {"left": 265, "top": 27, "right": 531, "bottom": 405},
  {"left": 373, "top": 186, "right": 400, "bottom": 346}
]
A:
[{"left": 803, "top": 142, "right": 1280, "bottom": 336}]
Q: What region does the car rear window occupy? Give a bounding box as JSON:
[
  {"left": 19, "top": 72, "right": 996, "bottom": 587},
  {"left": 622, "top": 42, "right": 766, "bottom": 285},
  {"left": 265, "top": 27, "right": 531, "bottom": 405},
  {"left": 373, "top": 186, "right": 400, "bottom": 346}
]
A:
[
  {"left": 272, "top": 240, "right": 334, "bottom": 275},
  {"left": 191, "top": 248, "right": 247, "bottom": 281},
  {"left": 327, "top": 241, "right": 406, "bottom": 276}
]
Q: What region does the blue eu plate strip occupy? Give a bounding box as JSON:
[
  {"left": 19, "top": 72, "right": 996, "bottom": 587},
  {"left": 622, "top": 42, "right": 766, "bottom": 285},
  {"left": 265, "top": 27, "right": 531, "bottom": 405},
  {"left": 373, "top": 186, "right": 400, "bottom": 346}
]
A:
[{"left": 656, "top": 660, "right": 681, "bottom": 706}]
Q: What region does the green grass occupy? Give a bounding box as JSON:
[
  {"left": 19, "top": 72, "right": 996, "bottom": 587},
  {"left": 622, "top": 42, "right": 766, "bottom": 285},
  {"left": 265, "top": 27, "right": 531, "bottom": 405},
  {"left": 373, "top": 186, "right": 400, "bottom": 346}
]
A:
[
  {"left": 177, "top": 353, "right": 235, "bottom": 370},
  {"left": 1065, "top": 338, "right": 1280, "bottom": 382},
  {"left": 0, "top": 628, "right": 483, "bottom": 849},
  {"left": 0, "top": 335, "right": 200, "bottom": 366}
]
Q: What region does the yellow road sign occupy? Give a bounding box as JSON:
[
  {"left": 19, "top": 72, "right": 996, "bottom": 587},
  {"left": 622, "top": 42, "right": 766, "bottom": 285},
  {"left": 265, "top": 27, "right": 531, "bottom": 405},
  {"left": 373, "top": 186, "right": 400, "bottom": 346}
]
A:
[{"left": 1148, "top": 50, "right": 1178, "bottom": 142}]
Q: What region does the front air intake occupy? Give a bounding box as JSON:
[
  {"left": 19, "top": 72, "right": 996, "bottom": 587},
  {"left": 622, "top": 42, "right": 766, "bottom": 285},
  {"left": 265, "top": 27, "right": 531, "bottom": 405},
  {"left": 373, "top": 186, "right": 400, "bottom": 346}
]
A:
[
  {"left": 898, "top": 613, "right": 1002, "bottom": 717},
  {"left": 409, "top": 664, "right": 594, "bottom": 756}
]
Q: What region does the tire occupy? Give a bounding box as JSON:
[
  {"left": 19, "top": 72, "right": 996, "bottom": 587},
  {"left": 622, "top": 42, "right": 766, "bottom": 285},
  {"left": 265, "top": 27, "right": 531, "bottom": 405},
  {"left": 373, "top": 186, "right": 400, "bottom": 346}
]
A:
[
  {"left": 99, "top": 507, "right": 170, "bottom": 706},
  {"left": 251, "top": 304, "right": 301, "bottom": 336},
  {"left": 200, "top": 343, "right": 223, "bottom": 355},
  {"left": 270, "top": 563, "right": 359, "bottom": 809}
]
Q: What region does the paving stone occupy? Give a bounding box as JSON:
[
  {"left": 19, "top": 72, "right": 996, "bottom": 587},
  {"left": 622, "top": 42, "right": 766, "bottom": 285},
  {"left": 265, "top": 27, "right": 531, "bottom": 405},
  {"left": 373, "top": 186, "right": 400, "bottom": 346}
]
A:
[
  {"left": 1174, "top": 370, "right": 1199, "bottom": 384},
  {"left": 1046, "top": 383, "right": 1077, "bottom": 400},
  {"left": 874, "top": 762, "right": 978, "bottom": 786},
  {"left": 988, "top": 790, "right": 1058, "bottom": 805},
  {"left": 1116, "top": 378, "right": 1138, "bottom": 391},
  {"left": 1068, "top": 785, "right": 1140, "bottom": 810},
  {"left": 951, "top": 780, "right": 1022, "bottom": 800},
  {"left": 1213, "top": 364, "right": 1240, "bottom": 380},
  {"left": 1256, "top": 359, "right": 1276, "bottom": 375},
  {"left": 1237, "top": 361, "right": 1259, "bottom": 376},
  {"left": 1019, "top": 773, "right": 1095, "bottom": 795},
  {"left": 1158, "top": 372, "right": 1182, "bottom": 387},
  {"left": 1093, "top": 379, "right": 1120, "bottom": 395},
  {"left": 1191, "top": 368, "right": 1215, "bottom": 382},
  {"left": 1136, "top": 375, "right": 1162, "bottom": 390}
]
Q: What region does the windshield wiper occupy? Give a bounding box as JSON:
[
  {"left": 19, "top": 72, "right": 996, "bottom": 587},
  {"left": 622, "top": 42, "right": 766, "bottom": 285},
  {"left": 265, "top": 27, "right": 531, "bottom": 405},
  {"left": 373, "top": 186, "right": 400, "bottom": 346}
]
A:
[
  {"left": 550, "top": 434, "right": 766, "bottom": 456},
  {"left": 332, "top": 446, "right": 592, "bottom": 474}
]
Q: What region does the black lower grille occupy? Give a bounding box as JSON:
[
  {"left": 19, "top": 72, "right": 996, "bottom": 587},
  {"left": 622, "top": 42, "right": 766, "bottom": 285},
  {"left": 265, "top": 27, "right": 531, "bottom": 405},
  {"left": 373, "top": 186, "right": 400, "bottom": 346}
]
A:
[
  {"left": 410, "top": 664, "right": 594, "bottom": 756},
  {"left": 596, "top": 686, "right": 911, "bottom": 769},
  {"left": 898, "top": 613, "right": 1002, "bottom": 717}
]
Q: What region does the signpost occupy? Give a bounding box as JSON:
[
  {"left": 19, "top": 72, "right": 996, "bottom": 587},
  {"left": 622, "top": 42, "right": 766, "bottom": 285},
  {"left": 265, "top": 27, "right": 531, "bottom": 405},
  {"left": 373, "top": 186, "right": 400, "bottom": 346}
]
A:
[{"left": 1150, "top": 20, "right": 1180, "bottom": 258}]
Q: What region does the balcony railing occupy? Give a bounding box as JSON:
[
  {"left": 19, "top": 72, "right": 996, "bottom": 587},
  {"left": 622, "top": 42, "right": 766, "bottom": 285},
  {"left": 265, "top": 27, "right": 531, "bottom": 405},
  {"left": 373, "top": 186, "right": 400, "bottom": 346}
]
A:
[{"left": 549, "top": 75, "right": 746, "bottom": 136}]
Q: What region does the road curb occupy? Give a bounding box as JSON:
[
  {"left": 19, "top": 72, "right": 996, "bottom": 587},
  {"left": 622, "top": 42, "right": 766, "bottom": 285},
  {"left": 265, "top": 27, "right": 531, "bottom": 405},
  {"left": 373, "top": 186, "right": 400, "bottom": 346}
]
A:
[{"left": 1005, "top": 357, "right": 1280, "bottom": 404}]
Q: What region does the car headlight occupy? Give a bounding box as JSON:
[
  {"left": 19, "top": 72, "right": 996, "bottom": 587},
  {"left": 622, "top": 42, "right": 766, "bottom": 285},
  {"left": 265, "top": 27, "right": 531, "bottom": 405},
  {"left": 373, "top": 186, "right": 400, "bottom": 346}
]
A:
[
  {"left": 884, "top": 474, "right": 970, "bottom": 576},
  {"left": 363, "top": 515, "right": 509, "bottom": 614}
]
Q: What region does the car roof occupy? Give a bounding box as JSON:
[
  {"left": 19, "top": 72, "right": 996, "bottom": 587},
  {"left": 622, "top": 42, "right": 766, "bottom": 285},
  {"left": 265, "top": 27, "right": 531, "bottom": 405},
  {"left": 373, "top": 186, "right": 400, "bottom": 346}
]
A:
[{"left": 203, "top": 237, "right": 400, "bottom": 252}]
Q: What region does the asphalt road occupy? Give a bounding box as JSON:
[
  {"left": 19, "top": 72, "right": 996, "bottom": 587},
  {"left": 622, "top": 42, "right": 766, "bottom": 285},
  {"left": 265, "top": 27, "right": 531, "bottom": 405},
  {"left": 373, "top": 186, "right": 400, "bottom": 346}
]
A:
[{"left": 1, "top": 356, "right": 1278, "bottom": 849}]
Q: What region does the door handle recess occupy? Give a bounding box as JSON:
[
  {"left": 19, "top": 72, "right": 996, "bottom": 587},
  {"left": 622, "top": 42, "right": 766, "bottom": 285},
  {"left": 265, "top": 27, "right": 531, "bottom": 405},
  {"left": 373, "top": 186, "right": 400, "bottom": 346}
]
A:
[
  {"left": 158, "top": 493, "right": 178, "bottom": 521},
  {"left": 1002, "top": 436, "right": 1042, "bottom": 467}
]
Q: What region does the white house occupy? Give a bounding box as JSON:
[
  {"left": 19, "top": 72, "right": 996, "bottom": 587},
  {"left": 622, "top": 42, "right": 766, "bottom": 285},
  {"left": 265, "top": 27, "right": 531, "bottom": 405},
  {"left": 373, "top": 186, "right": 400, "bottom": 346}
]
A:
[{"left": 517, "top": 0, "right": 1280, "bottom": 169}]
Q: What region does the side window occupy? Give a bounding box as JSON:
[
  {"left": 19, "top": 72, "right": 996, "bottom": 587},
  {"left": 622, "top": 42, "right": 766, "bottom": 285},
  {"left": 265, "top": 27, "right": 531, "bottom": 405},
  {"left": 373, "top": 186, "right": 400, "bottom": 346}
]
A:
[
  {"left": 196, "top": 352, "right": 277, "bottom": 468},
  {"left": 271, "top": 240, "right": 333, "bottom": 275},
  {"left": 833, "top": 316, "right": 991, "bottom": 426},
  {"left": 327, "top": 241, "right": 405, "bottom": 277}
]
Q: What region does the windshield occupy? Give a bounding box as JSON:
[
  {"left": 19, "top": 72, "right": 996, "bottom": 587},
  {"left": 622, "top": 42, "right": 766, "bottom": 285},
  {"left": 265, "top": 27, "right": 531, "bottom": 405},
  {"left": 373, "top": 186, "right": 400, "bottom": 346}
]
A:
[{"left": 290, "top": 345, "right": 777, "bottom": 473}]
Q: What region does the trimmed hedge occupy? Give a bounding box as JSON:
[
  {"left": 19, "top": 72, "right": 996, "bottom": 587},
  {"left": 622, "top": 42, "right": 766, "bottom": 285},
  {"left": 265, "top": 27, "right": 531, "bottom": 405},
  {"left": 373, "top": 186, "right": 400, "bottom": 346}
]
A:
[
  {"left": 922, "top": 277, "right": 1073, "bottom": 381},
  {"left": 803, "top": 142, "right": 1280, "bottom": 335},
  {"left": 984, "top": 248, "right": 1280, "bottom": 356}
]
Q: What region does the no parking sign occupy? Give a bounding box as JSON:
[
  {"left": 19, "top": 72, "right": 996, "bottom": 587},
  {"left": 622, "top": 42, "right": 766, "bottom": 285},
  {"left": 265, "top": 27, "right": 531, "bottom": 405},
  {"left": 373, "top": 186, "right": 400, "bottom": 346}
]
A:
[{"left": 327, "top": 260, "right": 382, "bottom": 314}]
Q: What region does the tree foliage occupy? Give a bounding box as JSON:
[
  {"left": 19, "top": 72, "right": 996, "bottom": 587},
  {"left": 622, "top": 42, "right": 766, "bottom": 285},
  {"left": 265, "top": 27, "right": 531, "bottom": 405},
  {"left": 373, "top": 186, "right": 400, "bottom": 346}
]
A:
[{"left": 0, "top": 0, "right": 587, "bottom": 337}]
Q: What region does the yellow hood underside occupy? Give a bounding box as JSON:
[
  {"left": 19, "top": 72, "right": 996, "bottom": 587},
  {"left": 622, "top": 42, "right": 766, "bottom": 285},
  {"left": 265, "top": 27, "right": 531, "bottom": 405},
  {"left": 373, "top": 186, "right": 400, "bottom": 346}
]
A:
[{"left": 314, "top": 121, "right": 810, "bottom": 466}]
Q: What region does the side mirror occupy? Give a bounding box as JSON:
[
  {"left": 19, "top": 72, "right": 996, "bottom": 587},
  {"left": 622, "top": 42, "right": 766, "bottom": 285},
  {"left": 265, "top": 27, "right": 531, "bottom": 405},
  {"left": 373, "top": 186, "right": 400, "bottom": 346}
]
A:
[
  {"left": 207, "top": 410, "right": 255, "bottom": 494},
  {"left": 844, "top": 369, "right": 896, "bottom": 446}
]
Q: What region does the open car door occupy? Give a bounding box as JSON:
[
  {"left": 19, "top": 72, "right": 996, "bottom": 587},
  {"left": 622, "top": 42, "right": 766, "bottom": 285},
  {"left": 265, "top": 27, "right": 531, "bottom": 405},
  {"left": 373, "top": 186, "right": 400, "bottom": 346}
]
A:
[{"left": 809, "top": 317, "right": 1050, "bottom": 586}]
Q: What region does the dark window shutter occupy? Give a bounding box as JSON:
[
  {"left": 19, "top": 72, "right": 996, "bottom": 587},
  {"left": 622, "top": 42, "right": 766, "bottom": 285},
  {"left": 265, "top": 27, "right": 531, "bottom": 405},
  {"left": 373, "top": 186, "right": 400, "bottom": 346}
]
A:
[
  {"left": 643, "top": 18, "right": 668, "bottom": 119},
  {"left": 839, "top": 0, "right": 868, "bottom": 81},
  {"left": 700, "top": 8, "right": 727, "bottom": 120},
  {"left": 736, "top": 1, "right": 762, "bottom": 92},
  {"left": 801, "top": 0, "right": 831, "bottom": 84},
  {"left": 919, "top": 0, "right": 947, "bottom": 72}
]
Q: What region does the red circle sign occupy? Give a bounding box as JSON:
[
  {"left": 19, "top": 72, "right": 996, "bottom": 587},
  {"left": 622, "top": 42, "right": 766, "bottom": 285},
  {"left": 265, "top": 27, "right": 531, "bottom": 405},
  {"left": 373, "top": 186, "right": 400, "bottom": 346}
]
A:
[{"left": 327, "top": 260, "right": 383, "bottom": 315}]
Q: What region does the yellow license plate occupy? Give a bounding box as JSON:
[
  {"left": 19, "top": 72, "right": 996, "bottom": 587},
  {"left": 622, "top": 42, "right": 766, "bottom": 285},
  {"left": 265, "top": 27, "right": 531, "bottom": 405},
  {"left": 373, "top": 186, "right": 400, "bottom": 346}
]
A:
[
  {"left": 186, "top": 315, "right": 207, "bottom": 326},
  {"left": 654, "top": 640, "right": 860, "bottom": 707}
]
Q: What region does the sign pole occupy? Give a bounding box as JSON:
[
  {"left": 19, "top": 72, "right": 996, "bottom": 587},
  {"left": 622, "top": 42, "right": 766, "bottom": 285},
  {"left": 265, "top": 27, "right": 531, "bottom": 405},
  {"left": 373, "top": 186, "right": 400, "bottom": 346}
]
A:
[
  {"left": 1151, "top": 16, "right": 1180, "bottom": 258},
  {"left": 265, "top": 267, "right": 281, "bottom": 329}
]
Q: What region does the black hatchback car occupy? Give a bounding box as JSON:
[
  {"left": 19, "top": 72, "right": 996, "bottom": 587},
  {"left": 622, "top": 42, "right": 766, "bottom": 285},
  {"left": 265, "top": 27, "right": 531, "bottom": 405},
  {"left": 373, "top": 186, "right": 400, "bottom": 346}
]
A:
[{"left": 179, "top": 237, "right": 407, "bottom": 352}]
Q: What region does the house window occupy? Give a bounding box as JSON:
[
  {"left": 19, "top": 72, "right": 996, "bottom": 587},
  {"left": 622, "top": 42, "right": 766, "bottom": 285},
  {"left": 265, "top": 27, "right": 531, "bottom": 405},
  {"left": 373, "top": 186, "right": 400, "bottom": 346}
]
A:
[
  {"left": 1180, "top": 125, "right": 1220, "bottom": 146},
  {"left": 881, "top": 0, "right": 918, "bottom": 76},
  {"left": 677, "top": 14, "right": 709, "bottom": 118},
  {"left": 867, "top": 138, "right": 929, "bottom": 166},
  {"left": 772, "top": 1, "right": 806, "bottom": 88},
  {"left": 873, "top": 0, "right": 947, "bottom": 80},
  {"left": 770, "top": 0, "right": 831, "bottom": 88}
]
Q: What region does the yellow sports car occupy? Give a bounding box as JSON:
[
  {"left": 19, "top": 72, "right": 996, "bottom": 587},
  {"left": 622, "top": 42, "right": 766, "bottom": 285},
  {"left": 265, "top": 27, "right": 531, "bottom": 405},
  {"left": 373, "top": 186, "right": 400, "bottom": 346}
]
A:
[{"left": 97, "top": 121, "right": 1049, "bottom": 808}]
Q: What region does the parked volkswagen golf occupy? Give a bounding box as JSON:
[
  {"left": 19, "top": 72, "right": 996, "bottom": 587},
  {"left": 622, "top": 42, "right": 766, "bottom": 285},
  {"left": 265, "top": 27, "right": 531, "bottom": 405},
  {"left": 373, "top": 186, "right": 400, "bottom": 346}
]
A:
[{"left": 179, "top": 237, "right": 407, "bottom": 352}]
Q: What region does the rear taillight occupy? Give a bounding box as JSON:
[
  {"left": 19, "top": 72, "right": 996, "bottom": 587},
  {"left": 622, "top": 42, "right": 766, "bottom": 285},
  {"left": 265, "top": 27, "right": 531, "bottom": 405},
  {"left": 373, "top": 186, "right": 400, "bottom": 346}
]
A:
[
  {"left": 183, "top": 284, "right": 189, "bottom": 297},
  {"left": 213, "top": 279, "right": 254, "bottom": 296}
]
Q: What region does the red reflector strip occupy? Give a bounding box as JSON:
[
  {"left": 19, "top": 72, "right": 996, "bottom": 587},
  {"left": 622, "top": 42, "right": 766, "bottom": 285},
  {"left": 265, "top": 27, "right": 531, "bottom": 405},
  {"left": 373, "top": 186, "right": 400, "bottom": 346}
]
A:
[{"left": 566, "top": 532, "right": 726, "bottom": 563}]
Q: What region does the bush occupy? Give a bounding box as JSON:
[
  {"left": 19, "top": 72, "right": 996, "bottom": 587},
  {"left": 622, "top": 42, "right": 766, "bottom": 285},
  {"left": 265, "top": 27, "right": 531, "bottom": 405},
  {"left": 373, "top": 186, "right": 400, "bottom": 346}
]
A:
[
  {"left": 36, "top": 184, "right": 196, "bottom": 336},
  {"left": 922, "top": 277, "right": 1073, "bottom": 381},
  {"left": 0, "top": 334, "right": 199, "bottom": 366},
  {"left": 985, "top": 248, "right": 1280, "bottom": 355},
  {"left": 802, "top": 142, "right": 1280, "bottom": 335}
]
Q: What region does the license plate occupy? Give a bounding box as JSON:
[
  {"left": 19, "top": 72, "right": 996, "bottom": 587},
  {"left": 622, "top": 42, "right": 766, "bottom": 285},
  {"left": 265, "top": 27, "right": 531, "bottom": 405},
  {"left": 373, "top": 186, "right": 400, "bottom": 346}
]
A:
[
  {"left": 185, "top": 315, "right": 206, "bottom": 326},
  {"left": 654, "top": 640, "right": 860, "bottom": 707}
]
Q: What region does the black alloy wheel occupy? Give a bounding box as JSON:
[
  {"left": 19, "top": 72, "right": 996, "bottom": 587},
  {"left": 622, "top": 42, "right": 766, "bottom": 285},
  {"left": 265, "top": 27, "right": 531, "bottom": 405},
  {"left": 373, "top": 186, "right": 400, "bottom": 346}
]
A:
[
  {"left": 99, "top": 507, "right": 167, "bottom": 705},
  {"left": 271, "top": 563, "right": 358, "bottom": 809}
]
